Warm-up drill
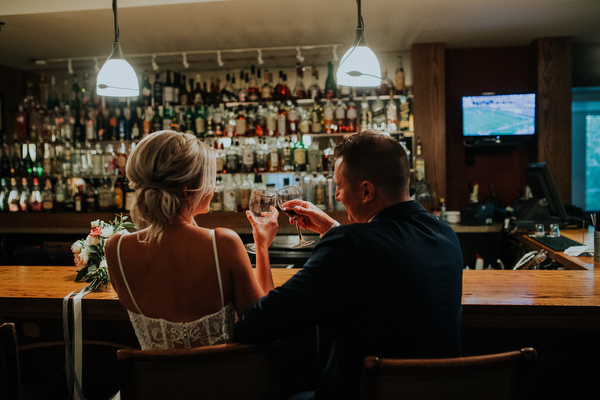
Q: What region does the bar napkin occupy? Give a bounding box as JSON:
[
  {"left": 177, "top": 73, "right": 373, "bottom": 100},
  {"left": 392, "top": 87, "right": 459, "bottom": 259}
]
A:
[{"left": 564, "top": 244, "right": 594, "bottom": 257}]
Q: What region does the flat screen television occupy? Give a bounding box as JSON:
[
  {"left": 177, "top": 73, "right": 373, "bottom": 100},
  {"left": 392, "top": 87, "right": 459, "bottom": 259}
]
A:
[{"left": 462, "top": 93, "right": 536, "bottom": 145}]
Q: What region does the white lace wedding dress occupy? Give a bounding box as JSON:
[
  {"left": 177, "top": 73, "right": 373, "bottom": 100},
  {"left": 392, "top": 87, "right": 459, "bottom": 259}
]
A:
[{"left": 116, "top": 230, "right": 235, "bottom": 350}]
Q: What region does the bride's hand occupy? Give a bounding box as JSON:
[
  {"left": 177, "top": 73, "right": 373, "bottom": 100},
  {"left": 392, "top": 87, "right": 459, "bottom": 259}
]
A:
[{"left": 246, "top": 206, "right": 279, "bottom": 251}]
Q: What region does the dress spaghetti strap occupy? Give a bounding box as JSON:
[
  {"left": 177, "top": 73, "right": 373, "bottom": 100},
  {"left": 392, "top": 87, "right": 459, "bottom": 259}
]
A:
[
  {"left": 211, "top": 229, "right": 226, "bottom": 308},
  {"left": 116, "top": 233, "right": 144, "bottom": 315}
]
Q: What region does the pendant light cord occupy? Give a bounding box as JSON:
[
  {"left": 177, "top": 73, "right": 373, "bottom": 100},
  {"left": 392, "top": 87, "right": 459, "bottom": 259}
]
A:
[
  {"left": 356, "top": 0, "right": 364, "bottom": 31},
  {"left": 113, "top": 0, "right": 120, "bottom": 44}
]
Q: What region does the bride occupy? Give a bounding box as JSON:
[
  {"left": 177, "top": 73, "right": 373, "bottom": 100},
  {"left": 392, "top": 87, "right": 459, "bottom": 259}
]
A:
[{"left": 105, "top": 130, "right": 277, "bottom": 350}]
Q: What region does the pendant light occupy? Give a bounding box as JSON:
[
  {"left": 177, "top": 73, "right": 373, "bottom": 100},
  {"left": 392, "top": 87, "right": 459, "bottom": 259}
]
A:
[
  {"left": 336, "top": 0, "right": 381, "bottom": 87},
  {"left": 96, "top": 0, "right": 139, "bottom": 97}
]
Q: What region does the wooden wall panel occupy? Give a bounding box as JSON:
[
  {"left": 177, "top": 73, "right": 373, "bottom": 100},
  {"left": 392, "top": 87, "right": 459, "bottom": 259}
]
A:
[
  {"left": 411, "top": 43, "right": 446, "bottom": 208},
  {"left": 536, "top": 37, "right": 572, "bottom": 204}
]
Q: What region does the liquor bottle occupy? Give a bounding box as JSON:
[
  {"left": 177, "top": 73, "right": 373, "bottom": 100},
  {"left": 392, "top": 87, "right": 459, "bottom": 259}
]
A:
[
  {"left": 268, "top": 138, "right": 280, "bottom": 173},
  {"left": 346, "top": 96, "right": 357, "bottom": 133},
  {"left": 216, "top": 142, "right": 226, "bottom": 174},
  {"left": 19, "top": 177, "right": 31, "bottom": 212},
  {"left": 237, "top": 70, "right": 247, "bottom": 103},
  {"left": 310, "top": 100, "right": 324, "bottom": 133},
  {"left": 163, "top": 70, "right": 175, "bottom": 105},
  {"left": 225, "top": 141, "right": 241, "bottom": 173},
  {"left": 98, "top": 179, "right": 112, "bottom": 212},
  {"left": 116, "top": 141, "right": 128, "bottom": 176},
  {"left": 307, "top": 141, "right": 321, "bottom": 173},
  {"left": 34, "top": 142, "right": 44, "bottom": 177},
  {"left": 15, "top": 103, "right": 27, "bottom": 142},
  {"left": 29, "top": 177, "right": 42, "bottom": 212},
  {"left": 41, "top": 178, "right": 54, "bottom": 212},
  {"left": 96, "top": 102, "right": 107, "bottom": 140},
  {"left": 321, "top": 138, "right": 335, "bottom": 173},
  {"left": 222, "top": 174, "right": 237, "bottom": 212},
  {"left": 183, "top": 106, "right": 195, "bottom": 135},
  {"left": 414, "top": 136, "right": 425, "bottom": 182},
  {"left": 123, "top": 177, "right": 135, "bottom": 213},
  {"left": 399, "top": 96, "right": 411, "bottom": 130},
  {"left": 84, "top": 107, "right": 96, "bottom": 141},
  {"left": 255, "top": 138, "right": 268, "bottom": 173},
  {"left": 273, "top": 71, "right": 284, "bottom": 101},
  {"left": 114, "top": 176, "right": 125, "bottom": 212},
  {"left": 162, "top": 106, "right": 173, "bottom": 131},
  {"left": 70, "top": 74, "right": 81, "bottom": 110},
  {"left": 0, "top": 144, "right": 10, "bottom": 177},
  {"left": 92, "top": 143, "right": 104, "bottom": 176},
  {"left": 22, "top": 144, "right": 34, "bottom": 177},
  {"left": 74, "top": 184, "right": 85, "bottom": 212},
  {"left": 153, "top": 73, "right": 163, "bottom": 106},
  {"left": 211, "top": 176, "right": 223, "bottom": 212},
  {"left": 293, "top": 63, "right": 307, "bottom": 100},
  {"left": 308, "top": 69, "right": 323, "bottom": 100},
  {"left": 314, "top": 165, "right": 327, "bottom": 211},
  {"left": 282, "top": 138, "right": 293, "bottom": 171},
  {"left": 255, "top": 104, "right": 266, "bottom": 137},
  {"left": 298, "top": 107, "right": 311, "bottom": 135},
  {"left": 0, "top": 177, "right": 10, "bottom": 212},
  {"left": 11, "top": 143, "right": 23, "bottom": 177},
  {"left": 194, "top": 105, "right": 207, "bottom": 137},
  {"left": 8, "top": 177, "right": 21, "bottom": 212},
  {"left": 276, "top": 102, "right": 288, "bottom": 136},
  {"left": 54, "top": 176, "right": 66, "bottom": 212},
  {"left": 172, "top": 72, "right": 181, "bottom": 105},
  {"left": 242, "top": 139, "right": 255, "bottom": 173},
  {"left": 85, "top": 181, "right": 98, "bottom": 213},
  {"left": 179, "top": 75, "right": 190, "bottom": 106},
  {"left": 334, "top": 98, "right": 347, "bottom": 133},
  {"left": 81, "top": 73, "right": 92, "bottom": 106},
  {"left": 140, "top": 72, "right": 153, "bottom": 107},
  {"left": 193, "top": 75, "right": 203, "bottom": 106},
  {"left": 386, "top": 92, "right": 398, "bottom": 132},
  {"left": 359, "top": 93, "right": 371, "bottom": 131},
  {"left": 106, "top": 106, "right": 118, "bottom": 141},
  {"left": 293, "top": 133, "right": 307, "bottom": 172},
  {"left": 224, "top": 109, "right": 236, "bottom": 138},
  {"left": 247, "top": 65, "right": 260, "bottom": 101},
  {"left": 324, "top": 61, "right": 337, "bottom": 100},
  {"left": 288, "top": 103, "right": 299, "bottom": 135},
  {"left": 261, "top": 70, "right": 273, "bottom": 101},
  {"left": 379, "top": 68, "right": 393, "bottom": 96},
  {"left": 395, "top": 56, "right": 406, "bottom": 95},
  {"left": 323, "top": 99, "right": 334, "bottom": 133},
  {"left": 266, "top": 104, "right": 277, "bottom": 136},
  {"left": 238, "top": 174, "right": 252, "bottom": 212},
  {"left": 152, "top": 106, "right": 164, "bottom": 133},
  {"left": 245, "top": 106, "right": 256, "bottom": 137},
  {"left": 371, "top": 90, "right": 386, "bottom": 131},
  {"left": 235, "top": 107, "right": 247, "bottom": 136},
  {"left": 280, "top": 73, "right": 291, "bottom": 101},
  {"left": 212, "top": 105, "right": 224, "bottom": 137}
]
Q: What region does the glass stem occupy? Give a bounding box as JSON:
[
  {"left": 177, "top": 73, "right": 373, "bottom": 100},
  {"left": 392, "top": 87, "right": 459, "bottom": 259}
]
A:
[{"left": 295, "top": 220, "right": 306, "bottom": 243}]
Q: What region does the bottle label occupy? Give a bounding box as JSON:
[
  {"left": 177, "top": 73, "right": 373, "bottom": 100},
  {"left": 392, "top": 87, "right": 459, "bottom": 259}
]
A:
[
  {"left": 235, "top": 119, "right": 247, "bottom": 135},
  {"left": 294, "top": 148, "right": 306, "bottom": 165}
]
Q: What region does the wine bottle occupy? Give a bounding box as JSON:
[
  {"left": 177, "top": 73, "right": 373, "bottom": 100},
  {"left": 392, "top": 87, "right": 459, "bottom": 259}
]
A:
[
  {"left": 247, "top": 65, "right": 260, "bottom": 101},
  {"left": 324, "top": 61, "right": 337, "bottom": 100},
  {"left": 293, "top": 63, "right": 307, "bottom": 100},
  {"left": 395, "top": 56, "right": 406, "bottom": 95},
  {"left": 163, "top": 70, "right": 174, "bottom": 105},
  {"left": 153, "top": 73, "right": 163, "bottom": 106}
]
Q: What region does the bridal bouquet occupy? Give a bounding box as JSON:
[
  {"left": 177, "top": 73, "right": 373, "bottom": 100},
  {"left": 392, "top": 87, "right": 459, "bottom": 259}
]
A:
[{"left": 71, "top": 214, "right": 135, "bottom": 292}]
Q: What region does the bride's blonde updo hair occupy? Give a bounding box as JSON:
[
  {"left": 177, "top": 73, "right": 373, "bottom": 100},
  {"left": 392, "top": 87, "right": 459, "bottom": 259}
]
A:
[{"left": 126, "top": 130, "right": 216, "bottom": 242}]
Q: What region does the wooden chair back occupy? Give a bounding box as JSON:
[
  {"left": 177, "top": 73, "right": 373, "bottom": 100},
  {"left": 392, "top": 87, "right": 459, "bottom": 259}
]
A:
[
  {"left": 0, "top": 322, "right": 20, "bottom": 400},
  {"left": 117, "top": 342, "right": 280, "bottom": 400},
  {"left": 361, "top": 347, "right": 537, "bottom": 400}
]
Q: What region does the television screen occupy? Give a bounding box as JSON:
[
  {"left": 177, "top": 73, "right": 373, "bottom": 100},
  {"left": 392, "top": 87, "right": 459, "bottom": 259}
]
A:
[{"left": 462, "top": 93, "right": 536, "bottom": 143}]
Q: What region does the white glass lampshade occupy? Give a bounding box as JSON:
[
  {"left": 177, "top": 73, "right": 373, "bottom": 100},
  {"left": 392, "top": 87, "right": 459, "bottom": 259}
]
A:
[
  {"left": 96, "top": 57, "right": 139, "bottom": 97},
  {"left": 336, "top": 44, "right": 381, "bottom": 87}
]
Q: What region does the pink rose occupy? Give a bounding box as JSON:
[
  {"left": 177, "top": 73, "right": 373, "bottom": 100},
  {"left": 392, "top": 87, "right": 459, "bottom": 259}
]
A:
[{"left": 90, "top": 227, "right": 102, "bottom": 236}]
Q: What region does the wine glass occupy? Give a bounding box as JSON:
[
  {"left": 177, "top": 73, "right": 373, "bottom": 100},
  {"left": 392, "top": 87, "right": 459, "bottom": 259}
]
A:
[
  {"left": 244, "top": 189, "right": 278, "bottom": 254},
  {"left": 276, "top": 185, "right": 315, "bottom": 249}
]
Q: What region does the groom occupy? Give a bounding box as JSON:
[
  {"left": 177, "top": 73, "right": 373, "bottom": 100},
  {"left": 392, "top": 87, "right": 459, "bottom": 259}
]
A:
[{"left": 234, "top": 131, "right": 464, "bottom": 400}]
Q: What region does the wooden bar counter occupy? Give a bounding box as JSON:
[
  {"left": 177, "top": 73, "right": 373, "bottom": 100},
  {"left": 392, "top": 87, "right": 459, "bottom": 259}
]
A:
[{"left": 1, "top": 264, "right": 599, "bottom": 328}]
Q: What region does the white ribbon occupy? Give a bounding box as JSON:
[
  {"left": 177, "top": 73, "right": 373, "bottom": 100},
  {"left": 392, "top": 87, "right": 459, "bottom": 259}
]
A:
[{"left": 63, "top": 284, "right": 93, "bottom": 400}]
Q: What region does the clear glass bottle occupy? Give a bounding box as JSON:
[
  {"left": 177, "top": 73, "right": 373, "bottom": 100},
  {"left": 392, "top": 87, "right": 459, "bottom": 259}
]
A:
[
  {"left": 211, "top": 176, "right": 224, "bottom": 212},
  {"left": 395, "top": 56, "right": 406, "bottom": 95},
  {"left": 8, "top": 177, "right": 21, "bottom": 212},
  {"left": 308, "top": 68, "right": 323, "bottom": 101},
  {"left": 41, "top": 178, "right": 54, "bottom": 212},
  {"left": 293, "top": 133, "right": 307, "bottom": 172}
]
